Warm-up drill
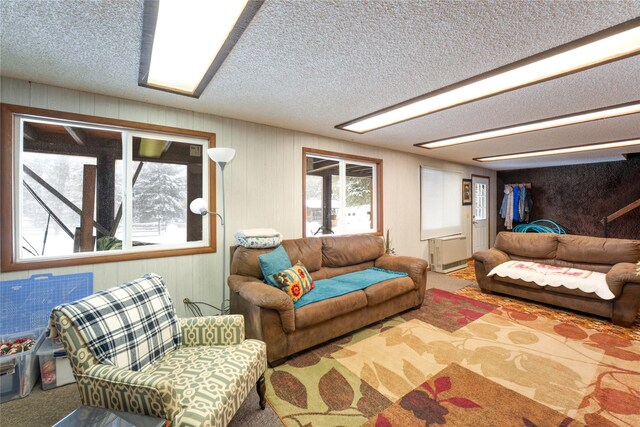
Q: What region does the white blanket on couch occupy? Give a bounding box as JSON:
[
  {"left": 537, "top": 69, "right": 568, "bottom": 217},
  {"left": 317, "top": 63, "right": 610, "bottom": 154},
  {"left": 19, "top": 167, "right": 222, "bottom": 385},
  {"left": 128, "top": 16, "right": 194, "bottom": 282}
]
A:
[{"left": 488, "top": 260, "right": 614, "bottom": 300}]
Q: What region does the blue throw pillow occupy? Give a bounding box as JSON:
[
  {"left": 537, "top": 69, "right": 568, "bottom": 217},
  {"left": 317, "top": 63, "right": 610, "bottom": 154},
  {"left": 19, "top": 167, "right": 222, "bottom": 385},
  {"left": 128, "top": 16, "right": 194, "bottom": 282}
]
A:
[{"left": 258, "top": 245, "right": 292, "bottom": 286}]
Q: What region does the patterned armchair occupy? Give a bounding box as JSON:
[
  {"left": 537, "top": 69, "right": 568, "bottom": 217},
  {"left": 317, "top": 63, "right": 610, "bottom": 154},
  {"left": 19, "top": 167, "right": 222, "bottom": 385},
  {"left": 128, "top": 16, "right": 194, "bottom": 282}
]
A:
[{"left": 49, "top": 274, "right": 268, "bottom": 427}]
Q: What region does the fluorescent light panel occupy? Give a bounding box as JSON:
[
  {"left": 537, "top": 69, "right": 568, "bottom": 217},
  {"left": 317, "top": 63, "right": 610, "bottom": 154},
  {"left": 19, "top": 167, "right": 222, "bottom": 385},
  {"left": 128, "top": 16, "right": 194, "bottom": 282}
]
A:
[
  {"left": 417, "top": 101, "right": 640, "bottom": 149},
  {"left": 474, "top": 138, "right": 640, "bottom": 162},
  {"left": 337, "top": 19, "right": 640, "bottom": 133},
  {"left": 139, "top": 0, "right": 263, "bottom": 97}
]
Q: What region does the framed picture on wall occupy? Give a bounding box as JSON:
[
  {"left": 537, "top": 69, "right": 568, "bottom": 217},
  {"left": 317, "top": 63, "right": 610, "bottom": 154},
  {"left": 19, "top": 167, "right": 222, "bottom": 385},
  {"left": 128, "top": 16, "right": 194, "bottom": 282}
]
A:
[{"left": 462, "top": 179, "right": 472, "bottom": 205}]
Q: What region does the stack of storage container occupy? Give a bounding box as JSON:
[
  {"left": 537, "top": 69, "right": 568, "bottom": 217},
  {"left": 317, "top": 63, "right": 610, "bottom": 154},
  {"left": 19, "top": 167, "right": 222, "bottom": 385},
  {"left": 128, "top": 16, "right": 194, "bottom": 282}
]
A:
[{"left": 0, "top": 273, "right": 92, "bottom": 402}]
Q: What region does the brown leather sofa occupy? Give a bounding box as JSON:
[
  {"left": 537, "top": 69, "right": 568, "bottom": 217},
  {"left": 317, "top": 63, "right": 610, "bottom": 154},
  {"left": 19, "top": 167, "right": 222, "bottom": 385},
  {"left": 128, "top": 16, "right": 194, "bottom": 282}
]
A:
[
  {"left": 473, "top": 232, "right": 640, "bottom": 326},
  {"left": 228, "top": 234, "right": 428, "bottom": 366}
]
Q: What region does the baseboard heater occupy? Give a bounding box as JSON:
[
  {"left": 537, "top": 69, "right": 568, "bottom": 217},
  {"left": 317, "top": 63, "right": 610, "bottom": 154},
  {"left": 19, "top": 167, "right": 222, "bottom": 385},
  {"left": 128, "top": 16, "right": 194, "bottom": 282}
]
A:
[{"left": 428, "top": 235, "right": 468, "bottom": 273}]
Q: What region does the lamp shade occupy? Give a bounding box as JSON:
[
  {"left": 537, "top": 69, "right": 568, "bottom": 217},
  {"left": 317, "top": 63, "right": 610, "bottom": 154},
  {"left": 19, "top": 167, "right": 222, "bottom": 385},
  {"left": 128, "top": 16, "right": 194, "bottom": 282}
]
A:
[
  {"left": 189, "top": 197, "right": 208, "bottom": 215},
  {"left": 207, "top": 147, "right": 236, "bottom": 163}
]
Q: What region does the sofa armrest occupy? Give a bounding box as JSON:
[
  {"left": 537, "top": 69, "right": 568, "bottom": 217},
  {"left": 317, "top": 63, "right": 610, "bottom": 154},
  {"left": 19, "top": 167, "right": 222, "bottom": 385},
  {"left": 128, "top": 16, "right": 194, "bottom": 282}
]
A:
[
  {"left": 228, "top": 275, "right": 295, "bottom": 333},
  {"left": 180, "top": 315, "right": 245, "bottom": 346},
  {"left": 374, "top": 255, "right": 428, "bottom": 291},
  {"left": 606, "top": 262, "right": 640, "bottom": 296},
  {"left": 78, "top": 364, "right": 180, "bottom": 420},
  {"left": 472, "top": 248, "right": 510, "bottom": 272}
]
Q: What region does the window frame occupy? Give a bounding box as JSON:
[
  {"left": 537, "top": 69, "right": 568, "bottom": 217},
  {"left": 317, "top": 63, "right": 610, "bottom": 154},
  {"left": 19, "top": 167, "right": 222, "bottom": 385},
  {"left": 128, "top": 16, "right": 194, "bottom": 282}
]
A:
[
  {"left": 302, "top": 147, "right": 383, "bottom": 237},
  {"left": 1, "top": 103, "right": 217, "bottom": 272}
]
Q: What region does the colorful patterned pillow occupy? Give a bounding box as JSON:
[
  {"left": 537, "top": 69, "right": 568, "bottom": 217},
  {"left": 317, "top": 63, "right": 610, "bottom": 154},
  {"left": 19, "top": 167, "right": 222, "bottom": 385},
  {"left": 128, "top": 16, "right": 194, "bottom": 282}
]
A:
[{"left": 273, "top": 262, "right": 315, "bottom": 303}]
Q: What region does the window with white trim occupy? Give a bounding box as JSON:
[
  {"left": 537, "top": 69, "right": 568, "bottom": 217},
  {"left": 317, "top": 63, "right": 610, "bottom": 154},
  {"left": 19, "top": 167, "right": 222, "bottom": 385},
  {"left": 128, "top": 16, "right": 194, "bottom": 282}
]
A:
[{"left": 303, "top": 148, "right": 382, "bottom": 237}]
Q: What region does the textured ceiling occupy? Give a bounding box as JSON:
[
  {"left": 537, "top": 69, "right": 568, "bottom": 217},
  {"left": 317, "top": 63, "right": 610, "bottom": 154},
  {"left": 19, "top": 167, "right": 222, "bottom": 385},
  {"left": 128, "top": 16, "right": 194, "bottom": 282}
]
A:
[{"left": 1, "top": 0, "right": 639, "bottom": 170}]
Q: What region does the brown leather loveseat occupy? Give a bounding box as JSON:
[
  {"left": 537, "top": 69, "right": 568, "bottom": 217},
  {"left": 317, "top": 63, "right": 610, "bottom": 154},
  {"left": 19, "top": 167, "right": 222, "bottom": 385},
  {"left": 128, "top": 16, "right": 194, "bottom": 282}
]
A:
[
  {"left": 473, "top": 232, "right": 640, "bottom": 326},
  {"left": 228, "top": 234, "right": 428, "bottom": 366}
]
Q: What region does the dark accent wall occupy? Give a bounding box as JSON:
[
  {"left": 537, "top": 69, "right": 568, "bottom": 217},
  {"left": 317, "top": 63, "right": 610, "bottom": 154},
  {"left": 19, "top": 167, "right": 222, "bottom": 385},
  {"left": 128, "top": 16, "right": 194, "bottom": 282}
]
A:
[{"left": 497, "top": 158, "right": 640, "bottom": 239}]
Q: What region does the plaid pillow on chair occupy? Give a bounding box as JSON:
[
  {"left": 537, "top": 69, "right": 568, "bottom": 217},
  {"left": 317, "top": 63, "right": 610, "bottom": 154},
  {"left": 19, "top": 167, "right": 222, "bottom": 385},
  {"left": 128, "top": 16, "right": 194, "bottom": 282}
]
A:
[{"left": 49, "top": 273, "right": 182, "bottom": 371}]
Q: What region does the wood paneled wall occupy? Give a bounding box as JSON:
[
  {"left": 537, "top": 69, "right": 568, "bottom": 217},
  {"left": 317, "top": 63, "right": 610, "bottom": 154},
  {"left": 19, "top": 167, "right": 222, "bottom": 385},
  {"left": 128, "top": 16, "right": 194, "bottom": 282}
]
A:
[
  {"left": 0, "top": 78, "right": 496, "bottom": 316},
  {"left": 497, "top": 159, "right": 640, "bottom": 239}
]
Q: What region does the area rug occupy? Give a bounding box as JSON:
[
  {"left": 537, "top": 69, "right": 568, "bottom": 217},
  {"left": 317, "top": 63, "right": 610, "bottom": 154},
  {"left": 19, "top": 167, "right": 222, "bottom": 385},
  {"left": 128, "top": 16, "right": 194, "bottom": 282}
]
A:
[
  {"left": 456, "top": 286, "right": 640, "bottom": 342},
  {"left": 446, "top": 261, "right": 476, "bottom": 282},
  {"left": 265, "top": 288, "right": 640, "bottom": 426}
]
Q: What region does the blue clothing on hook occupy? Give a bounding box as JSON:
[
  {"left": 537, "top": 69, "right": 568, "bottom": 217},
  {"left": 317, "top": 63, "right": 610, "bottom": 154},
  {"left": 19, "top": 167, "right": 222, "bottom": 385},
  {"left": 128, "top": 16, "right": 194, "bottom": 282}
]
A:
[{"left": 512, "top": 185, "right": 520, "bottom": 222}]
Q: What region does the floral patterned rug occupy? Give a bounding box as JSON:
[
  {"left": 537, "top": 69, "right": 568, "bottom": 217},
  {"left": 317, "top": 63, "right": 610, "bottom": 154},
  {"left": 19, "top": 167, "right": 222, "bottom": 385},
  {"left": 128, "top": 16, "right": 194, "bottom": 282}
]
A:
[
  {"left": 446, "top": 261, "right": 477, "bottom": 282},
  {"left": 265, "top": 288, "right": 640, "bottom": 426}
]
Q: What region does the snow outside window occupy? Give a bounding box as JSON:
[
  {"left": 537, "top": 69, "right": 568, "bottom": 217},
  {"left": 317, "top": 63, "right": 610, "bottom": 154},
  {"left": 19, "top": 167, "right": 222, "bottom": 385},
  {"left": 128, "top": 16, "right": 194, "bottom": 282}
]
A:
[
  {"left": 6, "top": 108, "right": 213, "bottom": 270},
  {"left": 304, "top": 149, "right": 382, "bottom": 237}
]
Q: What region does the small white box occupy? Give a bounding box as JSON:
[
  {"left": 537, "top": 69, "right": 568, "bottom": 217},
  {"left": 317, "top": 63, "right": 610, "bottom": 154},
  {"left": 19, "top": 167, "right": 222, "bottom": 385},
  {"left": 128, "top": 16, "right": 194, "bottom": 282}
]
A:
[
  {"left": 0, "top": 330, "right": 45, "bottom": 401},
  {"left": 37, "top": 338, "right": 75, "bottom": 390}
]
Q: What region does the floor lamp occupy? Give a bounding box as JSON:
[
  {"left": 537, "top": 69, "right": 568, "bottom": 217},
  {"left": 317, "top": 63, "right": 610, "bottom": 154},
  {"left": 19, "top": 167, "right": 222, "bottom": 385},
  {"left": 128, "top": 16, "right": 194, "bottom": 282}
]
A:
[{"left": 189, "top": 147, "right": 236, "bottom": 315}]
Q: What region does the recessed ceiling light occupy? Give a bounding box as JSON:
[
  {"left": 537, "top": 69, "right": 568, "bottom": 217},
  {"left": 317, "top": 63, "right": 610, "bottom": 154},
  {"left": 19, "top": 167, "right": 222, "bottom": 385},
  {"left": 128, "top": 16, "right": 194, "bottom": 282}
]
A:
[
  {"left": 417, "top": 101, "right": 640, "bottom": 149},
  {"left": 474, "top": 138, "right": 640, "bottom": 162},
  {"left": 139, "top": 0, "right": 263, "bottom": 97},
  {"left": 336, "top": 18, "right": 640, "bottom": 134}
]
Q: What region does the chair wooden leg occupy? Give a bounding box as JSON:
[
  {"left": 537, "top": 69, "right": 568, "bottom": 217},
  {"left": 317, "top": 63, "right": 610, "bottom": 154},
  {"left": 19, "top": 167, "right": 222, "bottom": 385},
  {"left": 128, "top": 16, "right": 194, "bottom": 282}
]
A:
[{"left": 257, "top": 375, "right": 266, "bottom": 410}]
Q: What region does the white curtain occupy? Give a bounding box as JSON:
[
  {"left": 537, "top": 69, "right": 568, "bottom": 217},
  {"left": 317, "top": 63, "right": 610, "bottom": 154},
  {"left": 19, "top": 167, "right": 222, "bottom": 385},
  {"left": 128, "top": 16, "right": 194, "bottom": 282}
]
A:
[{"left": 420, "top": 167, "right": 462, "bottom": 239}]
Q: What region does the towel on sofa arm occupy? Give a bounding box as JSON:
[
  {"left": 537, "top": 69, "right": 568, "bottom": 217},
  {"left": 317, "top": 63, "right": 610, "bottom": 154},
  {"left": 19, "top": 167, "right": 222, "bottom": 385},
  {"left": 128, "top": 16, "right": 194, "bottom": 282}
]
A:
[
  {"left": 48, "top": 273, "right": 182, "bottom": 372},
  {"left": 488, "top": 260, "right": 615, "bottom": 300},
  {"left": 294, "top": 267, "right": 408, "bottom": 309}
]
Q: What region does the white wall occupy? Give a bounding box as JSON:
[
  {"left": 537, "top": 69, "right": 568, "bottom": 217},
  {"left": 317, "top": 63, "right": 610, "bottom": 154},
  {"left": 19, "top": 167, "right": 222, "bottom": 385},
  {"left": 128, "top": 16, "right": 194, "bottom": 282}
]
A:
[{"left": 0, "top": 78, "right": 496, "bottom": 315}]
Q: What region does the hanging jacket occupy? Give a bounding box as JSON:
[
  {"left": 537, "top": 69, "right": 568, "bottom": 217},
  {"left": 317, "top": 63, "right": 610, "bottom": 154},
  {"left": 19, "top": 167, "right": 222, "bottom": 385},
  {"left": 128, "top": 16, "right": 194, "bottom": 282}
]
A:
[
  {"left": 524, "top": 189, "right": 534, "bottom": 222},
  {"left": 500, "top": 189, "right": 509, "bottom": 218},
  {"left": 512, "top": 185, "right": 520, "bottom": 222},
  {"left": 503, "top": 185, "right": 514, "bottom": 229},
  {"left": 518, "top": 185, "right": 526, "bottom": 222}
]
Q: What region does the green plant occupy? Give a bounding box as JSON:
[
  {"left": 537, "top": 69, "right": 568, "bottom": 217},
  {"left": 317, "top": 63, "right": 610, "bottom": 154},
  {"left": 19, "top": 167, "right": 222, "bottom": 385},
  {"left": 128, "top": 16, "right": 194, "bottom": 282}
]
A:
[{"left": 383, "top": 229, "right": 396, "bottom": 255}]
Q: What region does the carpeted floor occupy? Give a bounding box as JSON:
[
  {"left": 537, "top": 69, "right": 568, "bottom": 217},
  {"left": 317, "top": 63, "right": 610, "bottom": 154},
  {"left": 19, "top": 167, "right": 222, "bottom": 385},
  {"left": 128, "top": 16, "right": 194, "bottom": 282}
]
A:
[
  {"left": 266, "top": 288, "right": 640, "bottom": 426},
  {"left": 2, "top": 265, "right": 639, "bottom": 426}
]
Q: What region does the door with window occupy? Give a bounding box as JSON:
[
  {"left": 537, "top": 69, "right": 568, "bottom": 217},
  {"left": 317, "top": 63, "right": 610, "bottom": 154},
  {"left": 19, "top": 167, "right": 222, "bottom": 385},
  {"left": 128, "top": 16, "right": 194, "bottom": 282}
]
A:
[{"left": 472, "top": 175, "right": 490, "bottom": 253}]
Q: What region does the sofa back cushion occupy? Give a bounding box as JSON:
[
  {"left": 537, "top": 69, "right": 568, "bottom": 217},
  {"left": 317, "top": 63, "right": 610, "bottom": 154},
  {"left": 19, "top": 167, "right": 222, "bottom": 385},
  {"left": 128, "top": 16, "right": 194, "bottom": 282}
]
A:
[
  {"left": 282, "top": 238, "right": 323, "bottom": 272},
  {"left": 557, "top": 235, "right": 640, "bottom": 265},
  {"left": 51, "top": 273, "right": 181, "bottom": 372},
  {"left": 321, "top": 235, "right": 385, "bottom": 268},
  {"left": 494, "top": 232, "right": 558, "bottom": 259},
  {"left": 231, "top": 238, "right": 323, "bottom": 279}
]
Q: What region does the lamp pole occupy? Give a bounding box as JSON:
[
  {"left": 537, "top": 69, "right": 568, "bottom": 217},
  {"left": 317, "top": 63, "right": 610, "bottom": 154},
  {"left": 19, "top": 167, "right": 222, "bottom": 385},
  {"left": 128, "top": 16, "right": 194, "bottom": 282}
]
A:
[
  {"left": 218, "top": 161, "right": 228, "bottom": 314},
  {"left": 189, "top": 147, "right": 235, "bottom": 315}
]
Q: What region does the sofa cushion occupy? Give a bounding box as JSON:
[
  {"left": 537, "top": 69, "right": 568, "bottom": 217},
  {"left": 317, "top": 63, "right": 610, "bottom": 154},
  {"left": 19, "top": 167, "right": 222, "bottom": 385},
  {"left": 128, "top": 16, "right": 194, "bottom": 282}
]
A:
[
  {"left": 557, "top": 235, "right": 640, "bottom": 265},
  {"left": 147, "top": 339, "right": 267, "bottom": 427},
  {"left": 364, "top": 277, "right": 415, "bottom": 306},
  {"left": 282, "top": 238, "right": 323, "bottom": 272},
  {"left": 51, "top": 273, "right": 181, "bottom": 372},
  {"left": 321, "top": 262, "right": 374, "bottom": 279},
  {"left": 273, "top": 262, "right": 315, "bottom": 303},
  {"left": 259, "top": 245, "right": 292, "bottom": 286},
  {"left": 494, "top": 232, "right": 558, "bottom": 259},
  {"left": 295, "top": 290, "right": 368, "bottom": 329},
  {"left": 493, "top": 275, "right": 606, "bottom": 301},
  {"left": 321, "top": 235, "right": 384, "bottom": 268}
]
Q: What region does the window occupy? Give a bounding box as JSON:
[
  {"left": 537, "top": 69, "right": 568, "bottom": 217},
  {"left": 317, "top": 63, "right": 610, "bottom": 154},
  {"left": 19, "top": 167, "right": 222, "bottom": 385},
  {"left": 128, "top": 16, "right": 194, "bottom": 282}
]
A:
[
  {"left": 1, "top": 104, "right": 216, "bottom": 272},
  {"left": 474, "top": 181, "right": 488, "bottom": 221},
  {"left": 420, "top": 167, "right": 462, "bottom": 239},
  {"left": 303, "top": 148, "right": 382, "bottom": 237}
]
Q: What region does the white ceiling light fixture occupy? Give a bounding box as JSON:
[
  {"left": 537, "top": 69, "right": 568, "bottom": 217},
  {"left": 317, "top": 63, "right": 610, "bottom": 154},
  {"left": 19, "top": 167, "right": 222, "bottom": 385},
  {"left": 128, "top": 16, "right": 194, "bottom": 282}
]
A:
[
  {"left": 139, "top": 0, "right": 264, "bottom": 97},
  {"left": 474, "top": 138, "right": 640, "bottom": 162},
  {"left": 417, "top": 101, "right": 640, "bottom": 149},
  {"left": 337, "top": 18, "right": 640, "bottom": 134}
]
